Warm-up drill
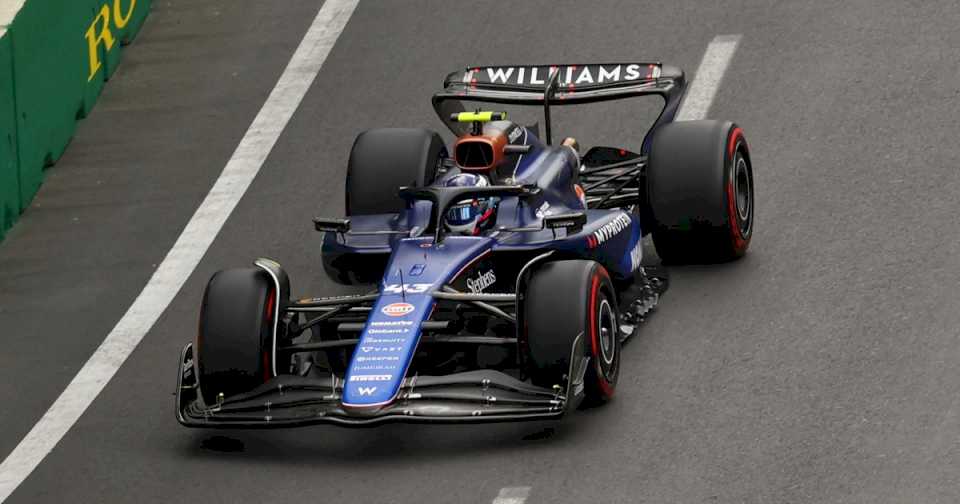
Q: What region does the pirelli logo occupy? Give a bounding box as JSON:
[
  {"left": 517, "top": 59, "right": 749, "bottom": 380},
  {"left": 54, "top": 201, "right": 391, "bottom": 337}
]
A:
[{"left": 85, "top": 0, "right": 138, "bottom": 82}]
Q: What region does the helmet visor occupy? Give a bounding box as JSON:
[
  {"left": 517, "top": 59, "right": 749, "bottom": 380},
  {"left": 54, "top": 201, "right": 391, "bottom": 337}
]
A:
[{"left": 447, "top": 201, "right": 479, "bottom": 227}]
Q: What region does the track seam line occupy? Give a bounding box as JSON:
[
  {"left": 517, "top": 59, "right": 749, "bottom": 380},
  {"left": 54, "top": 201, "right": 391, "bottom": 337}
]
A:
[
  {"left": 493, "top": 486, "right": 531, "bottom": 504},
  {"left": 676, "top": 34, "right": 742, "bottom": 120},
  {"left": 0, "top": 0, "right": 360, "bottom": 501}
]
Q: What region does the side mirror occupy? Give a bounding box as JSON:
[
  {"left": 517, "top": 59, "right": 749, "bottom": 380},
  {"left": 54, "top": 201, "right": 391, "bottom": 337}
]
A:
[
  {"left": 543, "top": 212, "right": 586, "bottom": 234},
  {"left": 313, "top": 218, "right": 351, "bottom": 233}
]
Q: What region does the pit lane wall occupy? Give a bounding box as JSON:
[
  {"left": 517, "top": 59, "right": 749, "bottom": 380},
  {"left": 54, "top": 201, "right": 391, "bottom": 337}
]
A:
[{"left": 0, "top": 0, "right": 150, "bottom": 241}]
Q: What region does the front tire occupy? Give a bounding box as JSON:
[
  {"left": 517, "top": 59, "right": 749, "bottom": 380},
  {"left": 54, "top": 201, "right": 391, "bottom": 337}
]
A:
[
  {"left": 524, "top": 260, "right": 620, "bottom": 404},
  {"left": 646, "top": 120, "right": 754, "bottom": 263},
  {"left": 195, "top": 268, "right": 280, "bottom": 405}
]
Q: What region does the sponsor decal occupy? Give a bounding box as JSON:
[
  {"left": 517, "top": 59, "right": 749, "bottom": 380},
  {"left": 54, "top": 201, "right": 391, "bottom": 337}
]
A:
[
  {"left": 370, "top": 320, "right": 414, "bottom": 327},
  {"left": 588, "top": 213, "right": 631, "bottom": 249},
  {"left": 365, "top": 337, "right": 406, "bottom": 344},
  {"left": 535, "top": 202, "right": 551, "bottom": 218},
  {"left": 357, "top": 387, "right": 377, "bottom": 396},
  {"left": 361, "top": 346, "right": 402, "bottom": 353},
  {"left": 353, "top": 364, "right": 393, "bottom": 371},
  {"left": 508, "top": 126, "right": 524, "bottom": 143},
  {"left": 409, "top": 263, "right": 426, "bottom": 276},
  {"left": 381, "top": 302, "right": 415, "bottom": 317},
  {"left": 383, "top": 283, "right": 431, "bottom": 295},
  {"left": 463, "top": 64, "right": 660, "bottom": 88},
  {"left": 366, "top": 328, "right": 409, "bottom": 335},
  {"left": 356, "top": 356, "right": 400, "bottom": 362},
  {"left": 86, "top": 0, "right": 139, "bottom": 81},
  {"left": 466, "top": 269, "right": 497, "bottom": 293},
  {"left": 349, "top": 374, "right": 392, "bottom": 382},
  {"left": 629, "top": 239, "right": 643, "bottom": 271}
]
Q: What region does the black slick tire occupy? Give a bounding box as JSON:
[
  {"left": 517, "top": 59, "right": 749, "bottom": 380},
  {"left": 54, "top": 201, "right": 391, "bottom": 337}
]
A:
[
  {"left": 646, "top": 120, "right": 754, "bottom": 264},
  {"left": 523, "top": 260, "right": 620, "bottom": 404}
]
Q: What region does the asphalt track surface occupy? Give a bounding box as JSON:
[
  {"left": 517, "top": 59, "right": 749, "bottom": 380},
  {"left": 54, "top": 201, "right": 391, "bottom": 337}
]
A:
[{"left": 2, "top": 0, "right": 960, "bottom": 502}]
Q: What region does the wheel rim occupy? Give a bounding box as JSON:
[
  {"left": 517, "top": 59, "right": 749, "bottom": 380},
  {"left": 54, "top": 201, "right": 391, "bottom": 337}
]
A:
[
  {"left": 597, "top": 298, "right": 617, "bottom": 366},
  {"left": 733, "top": 154, "right": 752, "bottom": 236}
]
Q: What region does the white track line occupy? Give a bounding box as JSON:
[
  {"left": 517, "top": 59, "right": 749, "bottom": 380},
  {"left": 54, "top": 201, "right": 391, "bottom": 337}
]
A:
[
  {"left": 675, "top": 34, "right": 742, "bottom": 120},
  {"left": 0, "top": 0, "right": 359, "bottom": 500},
  {"left": 493, "top": 487, "right": 531, "bottom": 504}
]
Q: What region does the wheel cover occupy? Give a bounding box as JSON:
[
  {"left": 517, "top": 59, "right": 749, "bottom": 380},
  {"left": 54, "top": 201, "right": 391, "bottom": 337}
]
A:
[
  {"left": 733, "top": 153, "right": 753, "bottom": 237},
  {"left": 597, "top": 298, "right": 617, "bottom": 367}
]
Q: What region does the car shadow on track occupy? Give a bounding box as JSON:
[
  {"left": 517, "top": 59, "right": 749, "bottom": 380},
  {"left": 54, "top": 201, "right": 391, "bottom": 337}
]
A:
[{"left": 174, "top": 401, "right": 633, "bottom": 467}]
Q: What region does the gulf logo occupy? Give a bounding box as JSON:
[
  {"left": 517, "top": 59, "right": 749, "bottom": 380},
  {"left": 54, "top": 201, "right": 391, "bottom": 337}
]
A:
[{"left": 381, "top": 302, "right": 415, "bottom": 317}]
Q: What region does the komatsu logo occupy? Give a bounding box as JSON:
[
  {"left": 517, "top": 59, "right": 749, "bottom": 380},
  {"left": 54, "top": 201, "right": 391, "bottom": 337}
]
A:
[
  {"left": 464, "top": 64, "right": 660, "bottom": 87},
  {"left": 589, "top": 213, "right": 631, "bottom": 249}
]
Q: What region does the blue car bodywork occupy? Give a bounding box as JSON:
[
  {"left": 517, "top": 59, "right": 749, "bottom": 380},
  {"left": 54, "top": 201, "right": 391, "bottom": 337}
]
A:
[{"left": 176, "top": 63, "right": 683, "bottom": 427}]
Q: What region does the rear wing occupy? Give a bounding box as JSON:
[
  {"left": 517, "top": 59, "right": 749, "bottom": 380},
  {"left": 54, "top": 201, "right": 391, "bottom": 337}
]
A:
[{"left": 433, "top": 63, "right": 686, "bottom": 151}]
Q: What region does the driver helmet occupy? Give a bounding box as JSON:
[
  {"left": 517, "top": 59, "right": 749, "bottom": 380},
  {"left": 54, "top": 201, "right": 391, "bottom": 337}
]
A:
[{"left": 444, "top": 173, "right": 498, "bottom": 235}]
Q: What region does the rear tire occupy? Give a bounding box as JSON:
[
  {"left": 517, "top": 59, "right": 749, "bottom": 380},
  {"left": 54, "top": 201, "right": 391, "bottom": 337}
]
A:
[
  {"left": 195, "top": 268, "right": 279, "bottom": 405},
  {"left": 524, "top": 260, "right": 620, "bottom": 404},
  {"left": 345, "top": 128, "right": 446, "bottom": 215},
  {"left": 646, "top": 120, "right": 754, "bottom": 264}
]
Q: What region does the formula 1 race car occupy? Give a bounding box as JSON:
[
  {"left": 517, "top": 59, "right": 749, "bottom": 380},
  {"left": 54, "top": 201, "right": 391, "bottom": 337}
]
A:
[{"left": 176, "top": 63, "right": 754, "bottom": 427}]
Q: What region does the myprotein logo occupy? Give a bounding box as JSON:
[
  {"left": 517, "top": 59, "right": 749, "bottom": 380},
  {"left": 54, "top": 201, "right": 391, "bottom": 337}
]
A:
[
  {"left": 86, "top": 0, "right": 138, "bottom": 82},
  {"left": 464, "top": 64, "right": 661, "bottom": 88},
  {"left": 381, "top": 302, "right": 415, "bottom": 317},
  {"left": 588, "top": 213, "right": 631, "bottom": 249},
  {"left": 466, "top": 270, "right": 497, "bottom": 293}
]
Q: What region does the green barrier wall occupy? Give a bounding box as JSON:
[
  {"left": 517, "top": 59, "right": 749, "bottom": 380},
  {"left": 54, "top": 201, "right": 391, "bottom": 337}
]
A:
[
  {"left": 0, "top": 29, "right": 18, "bottom": 241},
  {"left": 0, "top": 0, "right": 150, "bottom": 241}
]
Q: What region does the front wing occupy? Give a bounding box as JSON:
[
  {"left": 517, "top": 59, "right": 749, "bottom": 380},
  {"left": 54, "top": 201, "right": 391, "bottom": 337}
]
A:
[{"left": 176, "top": 343, "right": 586, "bottom": 427}]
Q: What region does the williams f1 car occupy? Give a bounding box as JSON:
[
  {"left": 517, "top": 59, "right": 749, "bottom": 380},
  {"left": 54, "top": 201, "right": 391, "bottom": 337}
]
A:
[{"left": 176, "top": 63, "right": 754, "bottom": 427}]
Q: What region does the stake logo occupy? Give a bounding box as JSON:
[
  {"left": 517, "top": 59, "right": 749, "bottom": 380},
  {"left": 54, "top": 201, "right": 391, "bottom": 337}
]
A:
[{"left": 381, "top": 302, "right": 415, "bottom": 317}]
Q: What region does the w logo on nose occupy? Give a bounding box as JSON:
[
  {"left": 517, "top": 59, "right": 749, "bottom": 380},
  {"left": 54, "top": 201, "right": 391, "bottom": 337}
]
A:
[{"left": 357, "top": 387, "right": 377, "bottom": 396}]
